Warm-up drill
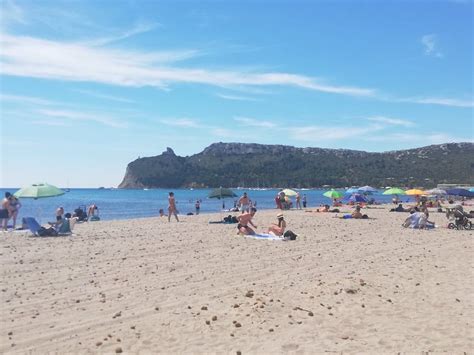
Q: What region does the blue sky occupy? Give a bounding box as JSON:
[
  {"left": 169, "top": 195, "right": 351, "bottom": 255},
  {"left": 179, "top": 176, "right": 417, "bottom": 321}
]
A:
[{"left": 0, "top": 0, "right": 473, "bottom": 187}]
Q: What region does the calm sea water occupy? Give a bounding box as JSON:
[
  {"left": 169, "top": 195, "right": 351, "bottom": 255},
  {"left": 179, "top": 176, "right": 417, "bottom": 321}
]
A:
[{"left": 0, "top": 188, "right": 406, "bottom": 222}]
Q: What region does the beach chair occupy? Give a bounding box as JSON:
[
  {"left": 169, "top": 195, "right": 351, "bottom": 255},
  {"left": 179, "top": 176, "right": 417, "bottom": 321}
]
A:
[{"left": 22, "top": 217, "right": 44, "bottom": 236}]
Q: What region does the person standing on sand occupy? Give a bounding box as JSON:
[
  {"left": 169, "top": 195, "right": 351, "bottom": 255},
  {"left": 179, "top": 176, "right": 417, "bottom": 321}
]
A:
[
  {"left": 238, "top": 192, "right": 250, "bottom": 213},
  {"left": 295, "top": 192, "right": 302, "bottom": 209},
  {"left": 195, "top": 200, "right": 200, "bottom": 215},
  {"left": 236, "top": 207, "right": 257, "bottom": 235},
  {"left": 1, "top": 192, "right": 11, "bottom": 231},
  {"left": 302, "top": 194, "right": 307, "bottom": 208},
  {"left": 168, "top": 192, "right": 179, "bottom": 222}
]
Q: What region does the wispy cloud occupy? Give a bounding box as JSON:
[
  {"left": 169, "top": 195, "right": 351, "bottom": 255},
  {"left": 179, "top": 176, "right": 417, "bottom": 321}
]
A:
[
  {"left": 159, "top": 118, "right": 200, "bottom": 128},
  {"left": 234, "top": 116, "right": 276, "bottom": 128},
  {"left": 0, "top": 33, "right": 375, "bottom": 97},
  {"left": 31, "top": 119, "right": 69, "bottom": 127},
  {"left": 289, "top": 124, "right": 383, "bottom": 141},
  {"left": 83, "top": 22, "right": 161, "bottom": 46},
  {"left": 366, "top": 116, "right": 415, "bottom": 127},
  {"left": 37, "top": 109, "right": 127, "bottom": 128},
  {"left": 401, "top": 96, "right": 473, "bottom": 108},
  {"left": 0, "top": 0, "right": 28, "bottom": 26},
  {"left": 74, "top": 89, "right": 135, "bottom": 103},
  {"left": 367, "top": 132, "right": 473, "bottom": 144},
  {"left": 421, "top": 34, "right": 443, "bottom": 58},
  {"left": 0, "top": 93, "right": 55, "bottom": 106},
  {"left": 216, "top": 93, "right": 260, "bottom": 101}
]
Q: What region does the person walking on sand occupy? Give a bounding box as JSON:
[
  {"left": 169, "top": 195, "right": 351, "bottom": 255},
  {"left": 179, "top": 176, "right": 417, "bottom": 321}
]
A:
[
  {"left": 268, "top": 212, "right": 286, "bottom": 236},
  {"left": 296, "top": 192, "right": 302, "bottom": 209},
  {"left": 168, "top": 192, "right": 179, "bottom": 222},
  {"left": 236, "top": 207, "right": 257, "bottom": 235}
]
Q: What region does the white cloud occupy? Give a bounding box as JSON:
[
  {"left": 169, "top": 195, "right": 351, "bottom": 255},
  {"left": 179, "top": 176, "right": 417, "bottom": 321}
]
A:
[
  {"left": 367, "top": 132, "right": 473, "bottom": 144},
  {"left": 0, "top": 0, "right": 28, "bottom": 26},
  {"left": 74, "top": 89, "right": 135, "bottom": 103},
  {"left": 0, "top": 93, "right": 55, "bottom": 105},
  {"left": 366, "top": 116, "right": 415, "bottom": 127},
  {"left": 160, "top": 118, "right": 200, "bottom": 128},
  {"left": 31, "top": 119, "right": 69, "bottom": 127},
  {"left": 216, "top": 93, "right": 260, "bottom": 101},
  {"left": 83, "top": 22, "right": 162, "bottom": 46},
  {"left": 289, "top": 124, "right": 383, "bottom": 141},
  {"left": 421, "top": 34, "right": 443, "bottom": 58},
  {"left": 211, "top": 128, "right": 235, "bottom": 137},
  {"left": 37, "top": 109, "right": 127, "bottom": 128},
  {"left": 233, "top": 116, "right": 276, "bottom": 128},
  {"left": 402, "top": 97, "right": 473, "bottom": 108},
  {"left": 0, "top": 33, "right": 375, "bottom": 97}
]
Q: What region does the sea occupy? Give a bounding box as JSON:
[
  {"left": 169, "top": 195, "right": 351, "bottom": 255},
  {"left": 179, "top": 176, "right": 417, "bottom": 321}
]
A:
[{"left": 0, "top": 188, "right": 409, "bottom": 222}]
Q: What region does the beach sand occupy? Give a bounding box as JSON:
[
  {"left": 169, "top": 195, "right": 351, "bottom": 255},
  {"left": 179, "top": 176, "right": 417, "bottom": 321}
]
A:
[{"left": 1, "top": 207, "right": 473, "bottom": 353}]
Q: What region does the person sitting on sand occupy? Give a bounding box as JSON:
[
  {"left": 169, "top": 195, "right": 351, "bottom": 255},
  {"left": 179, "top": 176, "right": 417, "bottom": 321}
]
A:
[
  {"left": 351, "top": 205, "right": 363, "bottom": 219},
  {"left": 267, "top": 212, "right": 286, "bottom": 236},
  {"left": 168, "top": 192, "right": 179, "bottom": 222},
  {"left": 390, "top": 203, "right": 408, "bottom": 212},
  {"left": 319, "top": 204, "right": 330, "bottom": 212},
  {"left": 236, "top": 207, "right": 257, "bottom": 235}
]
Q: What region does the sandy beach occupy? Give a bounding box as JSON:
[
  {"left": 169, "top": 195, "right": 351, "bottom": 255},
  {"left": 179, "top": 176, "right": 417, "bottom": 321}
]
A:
[{"left": 1, "top": 206, "right": 473, "bottom": 354}]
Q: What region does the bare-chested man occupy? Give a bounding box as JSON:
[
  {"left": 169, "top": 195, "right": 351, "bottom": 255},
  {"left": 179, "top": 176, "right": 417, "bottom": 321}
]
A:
[
  {"left": 238, "top": 192, "right": 250, "bottom": 213},
  {"left": 236, "top": 207, "right": 257, "bottom": 235}
]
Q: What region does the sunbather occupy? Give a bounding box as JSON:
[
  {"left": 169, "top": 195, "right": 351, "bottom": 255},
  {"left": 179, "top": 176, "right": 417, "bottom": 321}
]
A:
[{"left": 267, "top": 213, "right": 286, "bottom": 236}]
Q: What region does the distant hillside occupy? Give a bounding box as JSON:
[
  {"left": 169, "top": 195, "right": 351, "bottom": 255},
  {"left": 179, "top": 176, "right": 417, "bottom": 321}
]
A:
[{"left": 118, "top": 142, "right": 474, "bottom": 189}]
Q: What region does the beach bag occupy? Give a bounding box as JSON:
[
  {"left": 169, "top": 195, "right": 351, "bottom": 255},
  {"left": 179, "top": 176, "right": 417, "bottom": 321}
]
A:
[
  {"left": 37, "top": 227, "right": 58, "bottom": 237},
  {"left": 283, "top": 230, "right": 297, "bottom": 240}
]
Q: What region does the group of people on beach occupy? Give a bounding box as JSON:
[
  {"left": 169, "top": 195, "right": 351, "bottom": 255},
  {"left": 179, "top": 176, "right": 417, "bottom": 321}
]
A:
[
  {"left": 1, "top": 192, "right": 21, "bottom": 231},
  {"left": 235, "top": 207, "right": 287, "bottom": 237}
]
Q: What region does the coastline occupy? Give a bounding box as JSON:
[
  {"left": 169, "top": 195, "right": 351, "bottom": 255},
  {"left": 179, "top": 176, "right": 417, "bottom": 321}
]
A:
[{"left": 1, "top": 208, "right": 472, "bottom": 353}]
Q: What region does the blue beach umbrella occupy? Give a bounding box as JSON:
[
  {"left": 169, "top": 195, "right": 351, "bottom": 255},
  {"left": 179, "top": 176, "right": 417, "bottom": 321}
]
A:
[
  {"left": 346, "top": 194, "right": 368, "bottom": 203},
  {"left": 446, "top": 188, "right": 474, "bottom": 198},
  {"left": 345, "top": 187, "right": 360, "bottom": 194},
  {"left": 358, "top": 185, "right": 378, "bottom": 194}
]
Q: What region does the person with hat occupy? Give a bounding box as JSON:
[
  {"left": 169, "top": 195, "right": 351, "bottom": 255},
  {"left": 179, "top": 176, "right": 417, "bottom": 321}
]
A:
[{"left": 267, "top": 212, "right": 286, "bottom": 236}]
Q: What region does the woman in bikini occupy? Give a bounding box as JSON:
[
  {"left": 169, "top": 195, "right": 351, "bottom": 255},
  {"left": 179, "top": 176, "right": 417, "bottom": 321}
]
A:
[
  {"left": 267, "top": 213, "right": 286, "bottom": 236},
  {"left": 168, "top": 192, "right": 179, "bottom": 222}
]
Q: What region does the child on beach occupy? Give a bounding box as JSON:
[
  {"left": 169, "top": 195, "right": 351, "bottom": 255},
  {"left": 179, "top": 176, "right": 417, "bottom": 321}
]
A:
[
  {"left": 268, "top": 213, "right": 286, "bottom": 236},
  {"left": 236, "top": 207, "right": 257, "bottom": 235},
  {"left": 168, "top": 192, "right": 179, "bottom": 222}
]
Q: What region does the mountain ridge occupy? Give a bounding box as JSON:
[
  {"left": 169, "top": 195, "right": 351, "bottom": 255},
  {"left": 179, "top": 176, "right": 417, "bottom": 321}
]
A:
[{"left": 118, "top": 142, "right": 474, "bottom": 189}]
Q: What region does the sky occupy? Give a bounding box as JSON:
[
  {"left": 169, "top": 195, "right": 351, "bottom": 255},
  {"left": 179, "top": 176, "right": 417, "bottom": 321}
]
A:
[{"left": 0, "top": 0, "right": 473, "bottom": 188}]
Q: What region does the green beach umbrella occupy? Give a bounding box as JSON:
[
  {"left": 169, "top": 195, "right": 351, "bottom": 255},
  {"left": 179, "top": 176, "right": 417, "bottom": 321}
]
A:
[
  {"left": 382, "top": 187, "right": 406, "bottom": 195},
  {"left": 323, "top": 189, "right": 344, "bottom": 199},
  {"left": 208, "top": 187, "right": 237, "bottom": 210},
  {"left": 14, "top": 183, "right": 65, "bottom": 199},
  {"left": 281, "top": 188, "right": 297, "bottom": 197},
  {"left": 208, "top": 187, "right": 237, "bottom": 199}
]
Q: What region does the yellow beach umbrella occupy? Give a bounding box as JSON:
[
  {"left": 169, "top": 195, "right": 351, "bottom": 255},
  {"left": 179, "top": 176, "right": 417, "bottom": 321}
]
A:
[{"left": 405, "top": 189, "right": 426, "bottom": 196}]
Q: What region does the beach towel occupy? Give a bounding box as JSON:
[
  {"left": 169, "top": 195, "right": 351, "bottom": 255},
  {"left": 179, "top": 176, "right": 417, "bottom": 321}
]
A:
[{"left": 245, "top": 233, "right": 283, "bottom": 241}]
